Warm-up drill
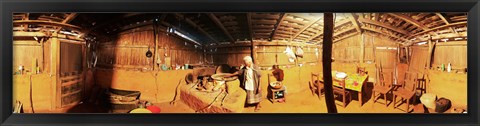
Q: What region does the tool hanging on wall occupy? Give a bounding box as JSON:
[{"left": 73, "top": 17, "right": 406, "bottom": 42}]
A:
[{"left": 146, "top": 46, "right": 153, "bottom": 58}]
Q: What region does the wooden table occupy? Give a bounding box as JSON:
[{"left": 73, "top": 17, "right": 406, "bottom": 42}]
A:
[{"left": 321, "top": 71, "right": 369, "bottom": 107}]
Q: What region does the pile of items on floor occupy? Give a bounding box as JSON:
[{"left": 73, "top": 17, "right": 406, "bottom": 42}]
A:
[
  {"left": 178, "top": 65, "right": 246, "bottom": 113},
  {"left": 106, "top": 88, "right": 161, "bottom": 113}
]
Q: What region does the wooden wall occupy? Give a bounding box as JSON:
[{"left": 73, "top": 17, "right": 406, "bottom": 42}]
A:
[
  {"left": 207, "top": 45, "right": 251, "bottom": 66},
  {"left": 333, "top": 33, "right": 398, "bottom": 65},
  {"left": 432, "top": 41, "right": 467, "bottom": 71},
  {"left": 409, "top": 46, "right": 429, "bottom": 72},
  {"left": 13, "top": 40, "right": 48, "bottom": 73},
  {"left": 255, "top": 42, "right": 320, "bottom": 67},
  {"left": 97, "top": 26, "right": 204, "bottom": 69},
  {"left": 60, "top": 42, "right": 83, "bottom": 73},
  {"left": 333, "top": 34, "right": 361, "bottom": 62}
]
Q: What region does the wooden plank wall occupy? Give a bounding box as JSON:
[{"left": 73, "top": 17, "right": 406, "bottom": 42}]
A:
[
  {"left": 208, "top": 46, "right": 251, "bottom": 66},
  {"left": 365, "top": 33, "right": 398, "bottom": 70},
  {"left": 333, "top": 34, "right": 361, "bottom": 63},
  {"left": 97, "top": 26, "right": 204, "bottom": 69},
  {"left": 255, "top": 43, "right": 320, "bottom": 67},
  {"left": 60, "top": 42, "right": 83, "bottom": 74},
  {"left": 13, "top": 41, "right": 46, "bottom": 73},
  {"left": 432, "top": 41, "right": 467, "bottom": 70},
  {"left": 409, "top": 46, "right": 428, "bottom": 72}
]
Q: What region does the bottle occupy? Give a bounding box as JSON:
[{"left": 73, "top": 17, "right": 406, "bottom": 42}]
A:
[
  {"left": 447, "top": 63, "right": 451, "bottom": 72},
  {"left": 441, "top": 64, "right": 445, "bottom": 71}
]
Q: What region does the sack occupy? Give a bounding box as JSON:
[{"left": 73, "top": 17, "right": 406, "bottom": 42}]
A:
[
  {"left": 295, "top": 47, "right": 304, "bottom": 58},
  {"left": 435, "top": 97, "right": 452, "bottom": 113},
  {"left": 284, "top": 46, "right": 296, "bottom": 63}
]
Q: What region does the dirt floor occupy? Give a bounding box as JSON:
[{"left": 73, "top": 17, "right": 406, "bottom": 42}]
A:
[{"left": 42, "top": 88, "right": 408, "bottom": 113}]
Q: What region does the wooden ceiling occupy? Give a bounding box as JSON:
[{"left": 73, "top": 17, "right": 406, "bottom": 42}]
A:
[{"left": 13, "top": 13, "right": 467, "bottom": 46}]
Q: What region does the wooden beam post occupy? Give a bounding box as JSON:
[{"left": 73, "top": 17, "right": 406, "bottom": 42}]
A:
[
  {"left": 427, "top": 35, "right": 433, "bottom": 70},
  {"left": 251, "top": 41, "right": 257, "bottom": 65},
  {"left": 153, "top": 22, "right": 159, "bottom": 70},
  {"left": 246, "top": 13, "right": 254, "bottom": 42},
  {"left": 360, "top": 33, "right": 365, "bottom": 63},
  {"left": 50, "top": 33, "right": 61, "bottom": 109},
  {"left": 322, "top": 13, "right": 337, "bottom": 113}
]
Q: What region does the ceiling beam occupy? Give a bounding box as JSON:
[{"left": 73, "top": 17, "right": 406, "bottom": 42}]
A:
[
  {"left": 410, "top": 21, "right": 466, "bottom": 38},
  {"left": 14, "top": 20, "right": 82, "bottom": 32},
  {"left": 54, "top": 13, "right": 78, "bottom": 33},
  {"left": 175, "top": 13, "right": 218, "bottom": 43},
  {"left": 208, "top": 13, "right": 234, "bottom": 42},
  {"left": 306, "top": 19, "right": 352, "bottom": 42},
  {"left": 436, "top": 13, "right": 457, "bottom": 34},
  {"left": 79, "top": 13, "right": 145, "bottom": 38},
  {"left": 246, "top": 13, "right": 253, "bottom": 41},
  {"left": 292, "top": 16, "right": 322, "bottom": 41},
  {"left": 347, "top": 13, "right": 362, "bottom": 33},
  {"left": 358, "top": 18, "right": 410, "bottom": 35},
  {"left": 387, "top": 13, "right": 428, "bottom": 31},
  {"left": 362, "top": 26, "right": 409, "bottom": 43},
  {"left": 373, "top": 13, "right": 380, "bottom": 21},
  {"left": 270, "top": 13, "right": 286, "bottom": 41}
]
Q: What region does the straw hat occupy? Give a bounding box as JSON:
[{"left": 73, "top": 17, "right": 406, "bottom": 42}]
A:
[{"left": 420, "top": 93, "right": 437, "bottom": 109}]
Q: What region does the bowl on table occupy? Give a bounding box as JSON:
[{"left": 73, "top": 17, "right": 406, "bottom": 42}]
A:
[
  {"left": 335, "top": 72, "right": 347, "bottom": 79},
  {"left": 270, "top": 81, "right": 283, "bottom": 89}
]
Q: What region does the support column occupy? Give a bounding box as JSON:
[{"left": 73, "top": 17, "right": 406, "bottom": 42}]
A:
[
  {"left": 427, "top": 35, "right": 433, "bottom": 70},
  {"left": 360, "top": 33, "right": 365, "bottom": 63},
  {"left": 322, "top": 13, "right": 337, "bottom": 113},
  {"left": 50, "top": 33, "right": 61, "bottom": 109}
]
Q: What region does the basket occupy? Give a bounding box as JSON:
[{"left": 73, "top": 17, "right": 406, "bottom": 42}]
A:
[{"left": 107, "top": 88, "right": 141, "bottom": 113}]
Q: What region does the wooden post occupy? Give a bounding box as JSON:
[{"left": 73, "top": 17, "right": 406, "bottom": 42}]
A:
[
  {"left": 427, "top": 35, "right": 433, "bottom": 70},
  {"left": 322, "top": 13, "right": 337, "bottom": 113},
  {"left": 81, "top": 43, "right": 86, "bottom": 100},
  {"left": 153, "top": 23, "right": 159, "bottom": 70},
  {"left": 251, "top": 41, "right": 257, "bottom": 65},
  {"left": 360, "top": 33, "right": 365, "bottom": 63},
  {"left": 50, "top": 33, "right": 61, "bottom": 109}
]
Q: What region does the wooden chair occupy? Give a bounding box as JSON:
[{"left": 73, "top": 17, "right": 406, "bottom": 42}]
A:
[
  {"left": 333, "top": 78, "right": 351, "bottom": 108},
  {"left": 415, "top": 72, "right": 427, "bottom": 94},
  {"left": 372, "top": 71, "right": 394, "bottom": 107},
  {"left": 310, "top": 73, "right": 324, "bottom": 99},
  {"left": 393, "top": 72, "right": 418, "bottom": 112},
  {"left": 357, "top": 66, "right": 367, "bottom": 76}
]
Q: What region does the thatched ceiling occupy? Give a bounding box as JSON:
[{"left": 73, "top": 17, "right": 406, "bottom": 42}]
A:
[{"left": 13, "top": 13, "right": 467, "bottom": 46}]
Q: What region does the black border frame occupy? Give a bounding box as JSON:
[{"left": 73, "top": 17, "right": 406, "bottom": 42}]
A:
[{"left": 1, "top": 0, "right": 479, "bottom": 126}]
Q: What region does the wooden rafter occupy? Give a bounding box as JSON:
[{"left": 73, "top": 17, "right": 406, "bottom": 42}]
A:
[
  {"left": 246, "top": 13, "right": 253, "bottom": 41},
  {"left": 79, "top": 13, "right": 145, "bottom": 38},
  {"left": 54, "top": 13, "right": 78, "bottom": 33},
  {"left": 292, "top": 16, "right": 322, "bottom": 41},
  {"left": 14, "top": 20, "right": 82, "bottom": 31},
  {"left": 373, "top": 13, "right": 380, "bottom": 21},
  {"left": 358, "top": 18, "right": 410, "bottom": 35},
  {"left": 347, "top": 13, "right": 362, "bottom": 33},
  {"left": 436, "top": 13, "right": 457, "bottom": 33},
  {"left": 175, "top": 13, "right": 218, "bottom": 43},
  {"left": 208, "top": 13, "right": 235, "bottom": 42},
  {"left": 387, "top": 13, "right": 428, "bottom": 31},
  {"left": 410, "top": 21, "right": 466, "bottom": 38},
  {"left": 306, "top": 19, "right": 352, "bottom": 42},
  {"left": 270, "top": 13, "right": 286, "bottom": 40},
  {"left": 362, "top": 26, "right": 408, "bottom": 43}
]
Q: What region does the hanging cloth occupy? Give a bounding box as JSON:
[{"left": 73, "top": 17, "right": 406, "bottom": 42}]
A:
[
  {"left": 284, "top": 46, "right": 295, "bottom": 63},
  {"left": 295, "top": 46, "right": 304, "bottom": 58}
]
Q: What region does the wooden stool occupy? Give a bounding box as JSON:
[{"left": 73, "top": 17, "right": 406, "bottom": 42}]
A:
[{"left": 269, "top": 86, "right": 286, "bottom": 103}]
